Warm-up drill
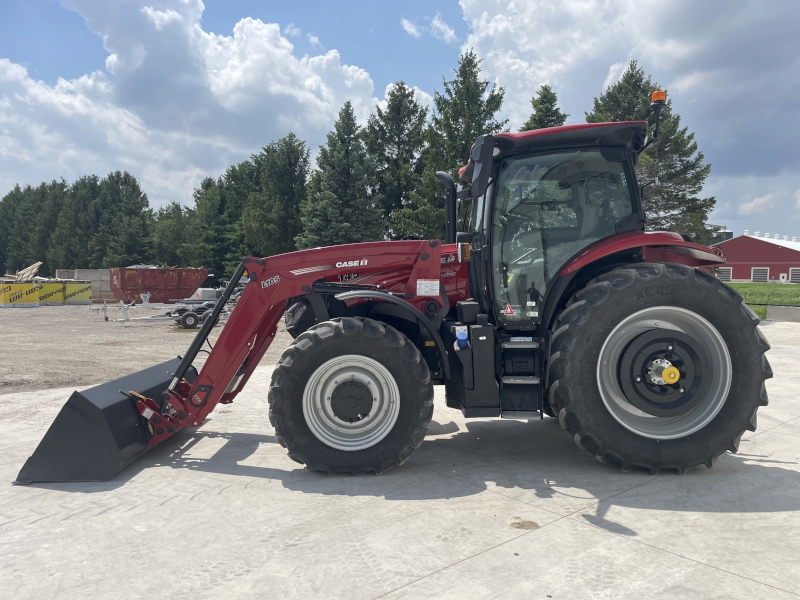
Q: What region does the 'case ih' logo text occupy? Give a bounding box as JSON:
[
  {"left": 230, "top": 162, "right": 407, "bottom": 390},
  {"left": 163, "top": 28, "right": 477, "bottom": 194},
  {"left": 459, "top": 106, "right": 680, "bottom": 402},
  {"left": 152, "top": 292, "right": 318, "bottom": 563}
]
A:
[
  {"left": 335, "top": 259, "right": 368, "bottom": 268},
  {"left": 261, "top": 275, "right": 280, "bottom": 288}
]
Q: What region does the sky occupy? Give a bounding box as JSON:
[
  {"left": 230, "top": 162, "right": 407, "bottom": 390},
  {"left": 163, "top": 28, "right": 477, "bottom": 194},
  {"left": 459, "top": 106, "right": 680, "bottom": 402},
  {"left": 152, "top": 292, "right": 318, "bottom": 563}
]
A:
[{"left": 0, "top": 0, "right": 798, "bottom": 237}]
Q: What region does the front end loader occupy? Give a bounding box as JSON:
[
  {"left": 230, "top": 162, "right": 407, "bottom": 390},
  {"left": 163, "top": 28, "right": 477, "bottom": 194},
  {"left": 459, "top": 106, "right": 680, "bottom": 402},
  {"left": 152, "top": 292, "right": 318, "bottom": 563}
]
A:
[{"left": 17, "top": 91, "right": 772, "bottom": 482}]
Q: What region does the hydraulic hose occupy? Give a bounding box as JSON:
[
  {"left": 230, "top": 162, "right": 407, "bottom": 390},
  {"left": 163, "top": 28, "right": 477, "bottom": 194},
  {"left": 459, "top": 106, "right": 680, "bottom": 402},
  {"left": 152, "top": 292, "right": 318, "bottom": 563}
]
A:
[{"left": 168, "top": 260, "right": 248, "bottom": 391}]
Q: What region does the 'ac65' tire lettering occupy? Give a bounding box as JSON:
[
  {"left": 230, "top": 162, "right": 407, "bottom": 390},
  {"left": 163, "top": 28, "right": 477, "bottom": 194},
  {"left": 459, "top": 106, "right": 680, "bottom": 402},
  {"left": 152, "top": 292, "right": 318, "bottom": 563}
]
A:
[{"left": 636, "top": 285, "right": 673, "bottom": 300}]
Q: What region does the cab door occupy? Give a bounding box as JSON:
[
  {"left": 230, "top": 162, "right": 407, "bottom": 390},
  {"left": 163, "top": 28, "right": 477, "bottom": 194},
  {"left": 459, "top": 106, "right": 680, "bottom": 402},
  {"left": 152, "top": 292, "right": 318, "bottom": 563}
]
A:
[{"left": 458, "top": 183, "right": 494, "bottom": 317}]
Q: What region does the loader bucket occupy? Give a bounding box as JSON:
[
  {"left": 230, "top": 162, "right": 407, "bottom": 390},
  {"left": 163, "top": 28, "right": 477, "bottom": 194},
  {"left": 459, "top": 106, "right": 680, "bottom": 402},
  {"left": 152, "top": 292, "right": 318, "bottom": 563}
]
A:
[{"left": 16, "top": 358, "right": 196, "bottom": 484}]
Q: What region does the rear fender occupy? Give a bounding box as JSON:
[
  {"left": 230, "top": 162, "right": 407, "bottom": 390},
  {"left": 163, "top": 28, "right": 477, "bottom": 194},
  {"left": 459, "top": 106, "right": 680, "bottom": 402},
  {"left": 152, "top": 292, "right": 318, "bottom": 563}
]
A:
[{"left": 559, "top": 231, "right": 725, "bottom": 276}]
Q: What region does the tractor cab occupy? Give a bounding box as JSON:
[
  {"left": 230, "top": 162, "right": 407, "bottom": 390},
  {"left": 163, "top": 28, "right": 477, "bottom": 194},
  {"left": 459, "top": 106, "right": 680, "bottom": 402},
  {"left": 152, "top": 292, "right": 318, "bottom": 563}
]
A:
[
  {"left": 459, "top": 131, "right": 645, "bottom": 331},
  {"left": 451, "top": 121, "right": 648, "bottom": 334},
  {"left": 435, "top": 121, "right": 652, "bottom": 418}
]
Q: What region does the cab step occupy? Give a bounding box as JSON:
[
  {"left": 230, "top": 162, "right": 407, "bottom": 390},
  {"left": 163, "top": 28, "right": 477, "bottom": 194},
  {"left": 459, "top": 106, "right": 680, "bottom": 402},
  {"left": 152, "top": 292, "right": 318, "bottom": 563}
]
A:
[
  {"left": 501, "top": 411, "right": 541, "bottom": 420},
  {"left": 501, "top": 376, "right": 541, "bottom": 385}
]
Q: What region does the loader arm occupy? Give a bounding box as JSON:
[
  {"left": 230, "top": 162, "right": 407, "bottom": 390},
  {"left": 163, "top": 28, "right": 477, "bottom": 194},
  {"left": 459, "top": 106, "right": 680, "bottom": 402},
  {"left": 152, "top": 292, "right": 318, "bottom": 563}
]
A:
[{"left": 142, "top": 239, "right": 444, "bottom": 449}]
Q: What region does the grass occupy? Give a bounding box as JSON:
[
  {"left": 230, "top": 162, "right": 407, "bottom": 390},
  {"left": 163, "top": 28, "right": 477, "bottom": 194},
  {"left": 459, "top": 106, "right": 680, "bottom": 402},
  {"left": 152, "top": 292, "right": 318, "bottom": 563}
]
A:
[
  {"left": 726, "top": 282, "right": 800, "bottom": 320},
  {"left": 726, "top": 282, "right": 800, "bottom": 306}
]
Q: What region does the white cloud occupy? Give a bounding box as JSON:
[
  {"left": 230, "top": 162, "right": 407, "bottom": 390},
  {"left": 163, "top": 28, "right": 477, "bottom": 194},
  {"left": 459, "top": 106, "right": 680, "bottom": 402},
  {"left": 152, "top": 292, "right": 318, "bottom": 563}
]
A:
[
  {"left": 459, "top": 0, "right": 800, "bottom": 234},
  {"left": 430, "top": 14, "right": 458, "bottom": 45},
  {"left": 738, "top": 194, "right": 774, "bottom": 215},
  {"left": 140, "top": 6, "right": 183, "bottom": 30},
  {"left": 460, "top": 1, "right": 800, "bottom": 144},
  {"left": 401, "top": 18, "right": 421, "bottom": 39},
  {"left": 307, "top": 33, "right": 322, "bottom": 48},
  {"left": 0, "top": 1, "right": 377, "bottom": 206},
  {"left": 795, "top": 189, "right": 800, "bottom": 210},
  {"left": 602, "top": 61, "right": 626, "bottom": 91},
  {"left": 284, "top": 23, "right": 301, "bottom": 37}
]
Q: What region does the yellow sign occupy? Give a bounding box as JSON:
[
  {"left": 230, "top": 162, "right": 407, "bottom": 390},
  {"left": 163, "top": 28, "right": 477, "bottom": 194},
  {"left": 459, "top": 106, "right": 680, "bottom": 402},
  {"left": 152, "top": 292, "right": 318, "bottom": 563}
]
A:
[
  {"left": 64, "top": 281, "right": 92, "bottom": 305},
  {"left": 39, "top": 282, "right": 65, "bottom": 305},
  {"left": 0, "top": 282, "right": 39, "bottom": 308}
]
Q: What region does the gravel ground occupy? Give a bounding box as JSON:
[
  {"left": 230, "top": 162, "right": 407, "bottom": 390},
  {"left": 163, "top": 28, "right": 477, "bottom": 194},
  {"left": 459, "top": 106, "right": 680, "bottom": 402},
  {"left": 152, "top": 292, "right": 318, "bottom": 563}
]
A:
[{"left": 0, "top": 304, "right": 293, "bottom": 394}]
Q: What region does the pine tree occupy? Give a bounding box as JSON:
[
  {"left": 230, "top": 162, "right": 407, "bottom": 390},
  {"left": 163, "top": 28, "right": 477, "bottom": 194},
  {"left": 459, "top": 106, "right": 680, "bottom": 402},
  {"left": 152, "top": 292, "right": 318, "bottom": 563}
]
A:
[
  {"left": 364, "top": 82, "right": 428, "bottom": 236},
  {"left": 586, "top": 60, "right": 715, "bottom": 243},
  {"left": 182, "top": 177, "right": 228, "bottom": 279},
  {"left": 47, "top": 175, "right": 101, "bottom": 271},
  {"left": 0, "top": 185, "right": 23, "bottom": 274},
  {"left": 101, "top": 171, "right": 154, "bottom": 267},
  {"left": 152, "top": 202, "right": 192, "bottom": 266},
  {"left": 296, "top": 102, "right": 383, "bottom": 249},
  {"left": 392, "top": 50, "right": 507, "bottom": 239},
  {"left": 520, "top": 85, "right": 568, "bottom": 131},
  {"left": 241, "top": 133, "right": 309, "bottom": 256}
]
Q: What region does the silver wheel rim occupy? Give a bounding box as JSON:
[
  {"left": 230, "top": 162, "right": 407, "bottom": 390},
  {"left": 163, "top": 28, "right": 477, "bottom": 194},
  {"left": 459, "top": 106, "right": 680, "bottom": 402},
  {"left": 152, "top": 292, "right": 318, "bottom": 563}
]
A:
[
  {"left": 302, "top": 354, "right": 400, "bottom": 451},
  {"left": 597, "top": 306, "right": 732, "bottom": 440}
]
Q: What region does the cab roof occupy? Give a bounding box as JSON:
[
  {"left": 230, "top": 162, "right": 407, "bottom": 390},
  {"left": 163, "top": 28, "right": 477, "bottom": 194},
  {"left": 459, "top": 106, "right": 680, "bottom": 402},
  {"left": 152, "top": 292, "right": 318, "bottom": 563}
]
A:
[{"left": 459, "top": 121, "right": 648, "bottom": 182}]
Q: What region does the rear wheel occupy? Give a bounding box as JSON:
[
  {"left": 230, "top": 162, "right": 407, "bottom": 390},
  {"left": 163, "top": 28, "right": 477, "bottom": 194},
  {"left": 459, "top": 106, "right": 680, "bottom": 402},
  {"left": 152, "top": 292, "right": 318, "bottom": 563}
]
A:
[
  {"left": 269, "top": 317, "right": 434, "bottom": 474},
  {"left": 548, "top": 263, "right": 772, "bottom": 473}
]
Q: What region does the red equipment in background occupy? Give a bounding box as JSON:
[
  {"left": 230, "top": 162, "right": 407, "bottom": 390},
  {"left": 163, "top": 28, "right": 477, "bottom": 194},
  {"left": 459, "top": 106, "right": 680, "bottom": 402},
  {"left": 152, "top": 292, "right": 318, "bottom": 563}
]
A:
[{"left": 109, "top": 267, "right": 209, "bottom": 303}]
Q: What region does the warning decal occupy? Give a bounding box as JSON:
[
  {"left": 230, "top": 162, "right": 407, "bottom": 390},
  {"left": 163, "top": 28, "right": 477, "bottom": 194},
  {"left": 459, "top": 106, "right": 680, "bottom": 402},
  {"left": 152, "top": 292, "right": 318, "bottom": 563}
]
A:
[
  {"left": 501, "top": 303, "right": 520, "bottom": 315},
  {"left": 416, "top": 279, "right": 440, "bottom": 297}
]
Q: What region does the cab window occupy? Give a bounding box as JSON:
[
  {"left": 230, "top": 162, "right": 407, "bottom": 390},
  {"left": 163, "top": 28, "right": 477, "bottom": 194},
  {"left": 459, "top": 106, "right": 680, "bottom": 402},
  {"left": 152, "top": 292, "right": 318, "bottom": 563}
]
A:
[{"left": 491, "top": 149, "right": 635, "bottom": 325}]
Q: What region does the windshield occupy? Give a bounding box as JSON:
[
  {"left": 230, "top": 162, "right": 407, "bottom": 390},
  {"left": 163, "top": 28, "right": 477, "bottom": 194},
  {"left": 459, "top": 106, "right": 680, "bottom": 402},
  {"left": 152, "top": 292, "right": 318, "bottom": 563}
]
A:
[{"left": 491, "top": 149, "right": 635, "bottom": 326}]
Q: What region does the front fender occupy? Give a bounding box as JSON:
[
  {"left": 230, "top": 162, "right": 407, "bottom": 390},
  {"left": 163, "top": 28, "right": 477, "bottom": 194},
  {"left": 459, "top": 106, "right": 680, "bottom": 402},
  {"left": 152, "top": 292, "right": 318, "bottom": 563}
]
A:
[{"left": 559, "top": 231, "right": 725, "bottom": 276}]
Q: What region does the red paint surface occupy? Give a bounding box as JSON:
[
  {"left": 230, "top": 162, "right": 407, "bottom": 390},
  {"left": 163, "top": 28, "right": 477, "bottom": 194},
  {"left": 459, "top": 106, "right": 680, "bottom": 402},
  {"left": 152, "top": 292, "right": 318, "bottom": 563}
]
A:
[
  {"left": 559, "top": 231, "right": 724, "bottom": 276},
  {"left": 494, "top": 120, "right": 648, "bottom": 142},
  {"left": 459, "top": 121, "right": 649, "bottom": 179},
  {"left": 109, "top": 268, "right": 209, "bottom": 303},
  {"left": 712, "top": 236, "right": 800, "bottom": 281},
  {"left": 142, "top": 239, "right": 449, "bottom": 448}
]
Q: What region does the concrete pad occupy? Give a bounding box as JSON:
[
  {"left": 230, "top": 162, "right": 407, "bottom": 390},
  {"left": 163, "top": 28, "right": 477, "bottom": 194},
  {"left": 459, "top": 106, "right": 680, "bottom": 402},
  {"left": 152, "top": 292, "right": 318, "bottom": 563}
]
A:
[
  {"left": 381, "top": 517, "right": 797, "bottom": 599},
  {"left": 573, "top": 421, "right": 800, "bottom": 594},
  {"left": 767, "top": 305, "right": 800, "bottom": 323},
  {"left": 757, "top": 322, "right": 800, "bottom": 423},
  {"left": 1, "top": 323, "right": 799, "bottom": 599}
]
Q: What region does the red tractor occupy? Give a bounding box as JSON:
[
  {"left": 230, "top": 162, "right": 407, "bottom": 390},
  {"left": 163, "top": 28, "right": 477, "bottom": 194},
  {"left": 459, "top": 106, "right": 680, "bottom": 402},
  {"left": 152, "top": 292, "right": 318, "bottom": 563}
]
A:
[{"left": 17, "top": 93, "right": 771, "bottom": 482}]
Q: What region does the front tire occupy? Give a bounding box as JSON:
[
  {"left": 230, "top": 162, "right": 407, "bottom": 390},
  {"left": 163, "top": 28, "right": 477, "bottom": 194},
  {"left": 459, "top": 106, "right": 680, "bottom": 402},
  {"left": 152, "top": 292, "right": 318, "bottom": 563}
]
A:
[
  {"left": 268, "top": 318, "right": 434, "bottom": 474},
  {"left": 548, "top": 263, "right": 772, "bottom": 473}
]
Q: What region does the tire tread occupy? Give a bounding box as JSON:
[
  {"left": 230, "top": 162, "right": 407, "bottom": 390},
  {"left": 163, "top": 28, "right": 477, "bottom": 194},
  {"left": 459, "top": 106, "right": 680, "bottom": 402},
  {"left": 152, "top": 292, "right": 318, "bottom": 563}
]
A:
[{"left": 548, "top": 263, "right": 772, "bottom": 473}]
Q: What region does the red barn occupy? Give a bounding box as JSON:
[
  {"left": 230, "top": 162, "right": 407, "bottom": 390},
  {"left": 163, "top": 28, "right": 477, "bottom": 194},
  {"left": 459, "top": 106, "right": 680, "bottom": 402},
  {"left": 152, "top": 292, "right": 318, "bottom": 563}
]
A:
[{"left": 712, "top": 233, "right": 800, "bottom": 283}]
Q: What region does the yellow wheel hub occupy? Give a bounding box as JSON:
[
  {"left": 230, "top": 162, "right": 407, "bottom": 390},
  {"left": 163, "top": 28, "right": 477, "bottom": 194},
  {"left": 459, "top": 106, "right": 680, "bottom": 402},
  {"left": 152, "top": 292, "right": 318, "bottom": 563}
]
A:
[{"left": 662, "top": 366, "right": 680, "bottom": 384}]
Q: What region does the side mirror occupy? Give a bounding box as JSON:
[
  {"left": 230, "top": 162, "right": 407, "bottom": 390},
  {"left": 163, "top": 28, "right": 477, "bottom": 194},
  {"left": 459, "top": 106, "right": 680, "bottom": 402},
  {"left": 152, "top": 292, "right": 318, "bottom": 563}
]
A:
[{"left": 470, "top": 134, "right": 495, "bottom": 199}]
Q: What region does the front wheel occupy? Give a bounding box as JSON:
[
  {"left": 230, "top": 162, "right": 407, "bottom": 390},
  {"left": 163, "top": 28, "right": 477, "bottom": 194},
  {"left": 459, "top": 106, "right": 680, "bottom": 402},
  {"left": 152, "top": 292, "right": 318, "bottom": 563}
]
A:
[
  {"left": 268, "top": 318, "right": 434, "bottom": 474},
  {"left": 548, "top": 263, "right": 772, "bottom": 473}
]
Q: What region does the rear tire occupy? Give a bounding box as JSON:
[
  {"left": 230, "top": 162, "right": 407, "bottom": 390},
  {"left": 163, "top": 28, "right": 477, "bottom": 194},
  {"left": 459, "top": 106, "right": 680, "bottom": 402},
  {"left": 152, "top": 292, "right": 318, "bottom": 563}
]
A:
[
  {"left": 548, "top": 263, "right": 772, "bottom": 473},
  {"left": 268, "top": 317, "right": 434, "bottom": 475}
]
